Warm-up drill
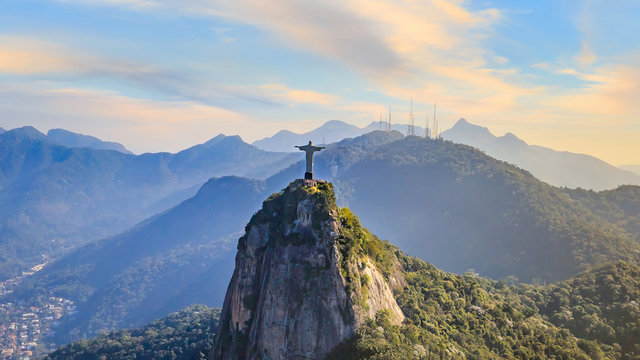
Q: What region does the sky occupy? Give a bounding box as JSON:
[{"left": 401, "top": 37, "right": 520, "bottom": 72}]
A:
[{"left": 0, "top": 0, "right": 639, "bottom": 165}]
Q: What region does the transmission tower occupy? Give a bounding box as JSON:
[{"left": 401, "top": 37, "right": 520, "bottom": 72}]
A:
[
  {"left": 424, "top": 115, "right": 430, "bottom": 139},
  {"left": 432, "top": 103, "right": 438, "bottom": 139},
  {"left": 407, "top": 99, "right": 416, "bottom": 136}
]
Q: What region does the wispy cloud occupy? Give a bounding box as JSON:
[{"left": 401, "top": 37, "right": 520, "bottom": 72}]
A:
[
  {"left": 16, "top": 0, "right": 640, "bottom": 164},
  {"left": 0, "top": 83, "right": 250, "bottom": 153},
  {"left": 259, "top": 84, "right": 339, "bottom": 106},
  {"left": 0, "top": 35, "right": 340, "bottom": 111}
]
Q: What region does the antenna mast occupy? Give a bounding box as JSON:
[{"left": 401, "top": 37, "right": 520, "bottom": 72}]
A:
[
  {"left": 388, "top": 105, "right": 392, "bottom": 131},
  {"left": 432, "top": 103, "right": 438, "bottom": 139},
  {"left": 425, "top": 115, "right": 430, "bottom": 139},
  {"left": 408, "top": 99, "right": 415, "bottom": 136}
]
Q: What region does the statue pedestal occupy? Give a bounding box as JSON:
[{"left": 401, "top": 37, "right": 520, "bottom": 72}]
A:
[{"left": 304, "top": 172, "right": 313, "bottom": 180}]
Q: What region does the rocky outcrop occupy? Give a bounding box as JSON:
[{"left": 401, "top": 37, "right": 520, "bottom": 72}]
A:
[{"left": 212, "top": 179, "right": 403, "bottom": 360}]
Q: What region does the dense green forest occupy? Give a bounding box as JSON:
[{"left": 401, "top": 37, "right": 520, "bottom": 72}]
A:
[
  {"left": 44, "top": 305, "right": 220, "bottom": 360},
  {"left": 338, "top": 136, "right": 640, "bottom": 282},
  {"left": 563, "top": 185, "right": 640, "bottom": 242},
  {"left": 50, "top": 224, "right": 640, "bottom": 359},
  {"left": 326, "top": 208, "right": 640, "bottom": 359},
  {"left": 529, "top": 261, "right": 640, "bottom": 357},
  {"left": 325, "top": 210, "right": 619, "bottom": 359}
]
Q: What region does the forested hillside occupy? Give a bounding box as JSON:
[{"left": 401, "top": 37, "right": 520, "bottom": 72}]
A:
[
  {"left": 50, "top": 210, "right": 640, "bottom": 359},
  {"left": 10, "top": 177, "right": 264, "bottom": 344},
  {"left": 0, "top": 127, "right": 297, "bottom": 279},
  {"left": 44, "top": 305, "right": 219, "bottom": 360},
  {"left": 563, "top": 185, "right": 640, "bottom": 242},
  {"left": 336, "top": 136, "right": 640, "bottom": 282}
]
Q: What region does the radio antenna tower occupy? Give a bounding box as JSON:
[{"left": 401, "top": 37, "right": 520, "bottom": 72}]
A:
[
  {"left": 424, "top": 115, "right": 430, "bottom": 139},
  {"left": 379, "top": 111, "right": 383, "bottom": 130},
  {"left": 407, "top": 99, "right": 415, "bottom": 136},
  {"left": 432, "top": 103, "right": 438, "bottom": 139},
  {"left": 388, "top": 105, "right": 392, "bottom": 131}
]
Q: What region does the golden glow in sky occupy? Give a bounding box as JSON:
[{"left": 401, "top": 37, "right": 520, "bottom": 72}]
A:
[{"left": 0, "top": 0, "right": 639, "bottom": 165}]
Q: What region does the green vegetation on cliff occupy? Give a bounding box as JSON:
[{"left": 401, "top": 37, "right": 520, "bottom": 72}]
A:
[
  {"left": 44, "top": 305, "right": 220, "bottom": 360},
  {"left": 328, "top": 210, "right": 640, "bottom": 360},
  {"left": 241, "top": 179, "right": 337, "bottom": 249}
]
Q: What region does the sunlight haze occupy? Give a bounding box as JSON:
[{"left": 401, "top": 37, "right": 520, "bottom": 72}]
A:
[{"left": 1, "top": 0, "right": 638, "bottom": 165}]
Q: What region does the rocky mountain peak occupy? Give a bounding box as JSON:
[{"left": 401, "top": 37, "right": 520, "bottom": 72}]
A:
[{"left": 212, "top": 179, "right": 403, "bottom": 359}]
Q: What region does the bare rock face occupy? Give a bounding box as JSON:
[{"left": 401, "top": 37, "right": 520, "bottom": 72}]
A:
[{"left": 212, "top": 180, "right": 403, "bottom": 360}]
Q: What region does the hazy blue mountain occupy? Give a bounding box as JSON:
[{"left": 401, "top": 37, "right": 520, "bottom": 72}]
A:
[
  {"left": 620, "top": 164, "right": 640, "bottom": 176},
  {"left": 0, "top": 126, "right": 60, "bottom": 188},
  {"left": 13, "top": 177, "right": 265, "bottom": 344},
  {"left": 361, "top": 120, "right": 427, "bottom": 137},
  {"left": 47, "top": 128, "right": 132, "bottom": 154},
  {"left": 168, "top": 134, "right": 298, "bottom": 181},
  {"left": 0, "top": 127, "right": 299, "bottom": 279},
  {"left": 264, "top": 129, "right": 405, "bottom": 187},
  {"left": 252, "top": 120, "right": 364, "bottom": 152},
  {"left": 334, "top": 136, "right": 639, "bottom": 282},
  {"left": 11, "top": 131, "right": 640, "bottom": 349},
  {"left": 252, "top": 119, "right": 424, "bottom": 152},
  {"left": 441, "top": 118, "right": 640, "bottom": 190},
  {"left": 0, "top": 127, "right": 5, "bottom": 134},
  {"left": 6, "top": 131, "right": 405, "bottom": 343}
]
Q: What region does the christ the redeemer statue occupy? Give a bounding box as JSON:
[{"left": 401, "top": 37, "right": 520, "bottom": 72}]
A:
[{"left": 295, "top": 141, "right": 325, "bottom": 180}]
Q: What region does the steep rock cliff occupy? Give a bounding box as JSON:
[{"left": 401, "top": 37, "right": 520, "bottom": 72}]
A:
[{"left": 212, "top": 179, "right": 403, "bottom": 360}]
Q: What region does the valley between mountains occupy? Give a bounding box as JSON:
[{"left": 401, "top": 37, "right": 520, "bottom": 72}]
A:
[{"left": 1, "top": 122, "right": 639, "bottom": 359}]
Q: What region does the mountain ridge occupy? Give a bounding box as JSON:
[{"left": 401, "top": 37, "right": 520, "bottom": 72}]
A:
[
  {"left": 47, "top": 128, "right": 132, "bottom": 154},
  {"left": 441, "top": 118, "right": 640, "bottom": 190},
  {"left": 9, "top": 131, "right": 640, "bottom": 350},
  {"left": 10, "top": 176, "right": 265, "bottom": 344},
  {"left": 252, "top": 119, "right": 424, "bottom": 152},
  {"left": 620, "top": 164, "right": 640, "bottom": 176},
  {"left": 0, "top": 128, "right": 299, "bottom": 279}
]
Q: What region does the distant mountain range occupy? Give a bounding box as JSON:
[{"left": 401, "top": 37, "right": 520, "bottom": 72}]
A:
[
  {"left": 333, "top": 136, "right": 640, "bottom": 282},
  {"left": 9, "top": 130, "right": 406, "bottom": 343},
  {"left": 441, "top": 118, "right": 640, "bottom": 190},
  {"left": 0, "top": 127, "right": 299, "bottom": 279},
  {"left": 620, "top": 164, "right": 640, "bottom": 176},
  {"left": 13, "top": 176, "right": 263, "bottom": 344},
  {"left": 252, "top": 119, "right": 424, "bottom": 152},
  {"left": 47, "top": 128, "right": 132, "bottom": 154},
  {"left": 0, "top": 127, "right": 5, "bottom": 134},
  {"left": 256, "top": 118, "right": 639, "bottom": 191},
  {"left": 12, "top": 131, "right": 640, "bottom": 346}
]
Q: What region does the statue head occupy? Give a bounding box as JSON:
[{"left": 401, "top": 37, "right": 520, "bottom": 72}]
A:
[{"left": 308, "top": 140, "right": 312, "bottom": 145}]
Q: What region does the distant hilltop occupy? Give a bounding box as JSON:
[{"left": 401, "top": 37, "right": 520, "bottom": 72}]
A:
[
  {"left": 255, "top": 118, "right": 640, "bottom": 190},
  {"left": 47, "top": 128, "right": 132, "bottom": 154},
  {"left": 252, "top": 119, "right": 424, "bottom": 152}
]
